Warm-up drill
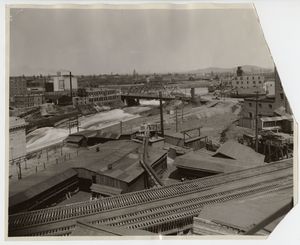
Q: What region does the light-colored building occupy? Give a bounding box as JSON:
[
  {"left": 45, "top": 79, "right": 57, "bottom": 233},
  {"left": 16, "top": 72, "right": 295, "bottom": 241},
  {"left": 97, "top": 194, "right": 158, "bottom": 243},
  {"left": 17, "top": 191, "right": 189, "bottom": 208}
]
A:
[
  {"left": 231, "top": 75, "right": 265, "bottom": 89},
  {"left": 9, "top": 117, "right": 27, "bottom": 161},
  {"left": 73, "top": 88, "right": 121, "bottom": 107},
  {"left": 50, "top": 72, "right": 78, "bottom": 92},
  {"left": 264, "top": 80, "right": 275, "bottom": 97}
]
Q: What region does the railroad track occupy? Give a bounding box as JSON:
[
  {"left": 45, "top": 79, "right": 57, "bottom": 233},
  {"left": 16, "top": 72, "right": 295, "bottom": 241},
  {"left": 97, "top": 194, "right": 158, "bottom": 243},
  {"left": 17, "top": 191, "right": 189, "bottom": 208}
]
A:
[
  {"left": 9, "top": 160, "right": 292, "bottom": 234},
  {"left": 13, "top": 174, "right": 292, "bottom": 236}
]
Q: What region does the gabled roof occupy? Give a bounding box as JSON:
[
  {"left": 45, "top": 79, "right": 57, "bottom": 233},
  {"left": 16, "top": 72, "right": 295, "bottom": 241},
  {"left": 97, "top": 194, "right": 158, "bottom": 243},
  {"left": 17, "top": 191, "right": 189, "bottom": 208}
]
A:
[
  {"left": 71, "top": 221, "right": 154, "bottom": 236},
  {"left": 213, "top": 140, "right": 265, "bottom": 164},
  {"left": 9, "top": 140, "right": 167, "bottom": 208},
  {"left": 9, "top": 169, "right": 77, "bottom": 207},
  {"left": 175, "top": 151, "right": 257, "bottom": 174},
  {"left": 195, "top": 190, "right": 292, "bottom": 234},
  {"left": 90, "top": 183, "right": 122, "bottom": 196}
]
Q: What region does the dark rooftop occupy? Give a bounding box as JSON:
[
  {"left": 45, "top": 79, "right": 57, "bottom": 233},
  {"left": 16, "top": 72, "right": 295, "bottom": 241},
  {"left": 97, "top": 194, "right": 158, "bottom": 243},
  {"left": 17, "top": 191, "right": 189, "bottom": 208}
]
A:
[
  {"left": 175, "top": 143, "right": 265, "bottom": 174},
  {"left": 70, "top": 221, "right": 154, "bottom": 236},
  {"left": 195, "top": 188, "right": 292, "bottom": 234},
  {"left": 213, "top": 140, "right": 265, "bottom": 164},
  {"left": 9, "top": 140, "right": 167, "bottom": 207}
]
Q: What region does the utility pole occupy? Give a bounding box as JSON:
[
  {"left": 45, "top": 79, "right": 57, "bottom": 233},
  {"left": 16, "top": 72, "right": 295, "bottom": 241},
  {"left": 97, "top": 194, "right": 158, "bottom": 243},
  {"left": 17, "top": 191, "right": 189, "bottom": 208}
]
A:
[
  {"left": 69, "top": 119, "right": 71, "bottom": 135},
  {"left": 69, "top": 71, "right": 73, "bottom": 100},
  {"left": 175, "top": 107, "right": 178, "bottom": 132},
  {"left": 255, "top": 90, "right": 259, "bottom": 152},
  {"left": 159, "top": 92, "right": 164, "bottom": 137},
  {"left": 77, "top": 114, "right": 79, "bottom": 132},
  {"left": 181, "top": 102, "right": 184, "bottom": 122},
  {"left": 17, "top": 161, "right": 22, "bottom": 179}
]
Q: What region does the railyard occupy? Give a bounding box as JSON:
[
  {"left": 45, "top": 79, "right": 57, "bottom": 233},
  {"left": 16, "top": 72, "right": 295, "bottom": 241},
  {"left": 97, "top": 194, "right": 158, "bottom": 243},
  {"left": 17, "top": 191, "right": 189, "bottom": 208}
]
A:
[
  {"left": 9, "top": 159, "right": 292, "bottom": 236},
  {"left": 8, "top": 75, "right": 295, "bottom": 237}
]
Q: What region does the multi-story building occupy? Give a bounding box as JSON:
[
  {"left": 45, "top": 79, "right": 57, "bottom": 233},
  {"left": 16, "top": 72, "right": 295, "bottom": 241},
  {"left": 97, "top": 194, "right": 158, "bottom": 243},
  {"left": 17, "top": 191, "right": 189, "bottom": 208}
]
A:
[
  {"left": 47, "top": 72, "right": 78, "bottom": 92},
  {"left": 9, "top": 117, "right": 27, "bottom": 161},
  {"left": 239, "top": 67, "right": 292, "bottom": 130},
  {"left": 263, "top": 80, "right": 275, "bottom": 97},
  {"left": 73, "top": 88, "right": 121, "bottom": 107},
  {"left": 14, "top": 94, "right": 45, "bottom": 108},
  {"left": 231, "top": 75, "right": 265, "bottom": 89},
  {"left": 9, "top": 77, "right": 27, "bottom": 104}
]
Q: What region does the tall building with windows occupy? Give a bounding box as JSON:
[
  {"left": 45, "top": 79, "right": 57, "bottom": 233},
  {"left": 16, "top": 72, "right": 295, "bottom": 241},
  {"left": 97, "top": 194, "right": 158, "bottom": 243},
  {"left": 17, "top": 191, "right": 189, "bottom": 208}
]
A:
[
  {"left": 73, "top": 88, "right": 121, "bottom": 107},
  {"left": 47, "top": 72, "right": 78, "bottom": 92},
  {"left": 9, "top": 117, "right": 27, "bottom": 161},
  {"left": 9, "top": 77, "right": 27, "bottom": 97},
  {"left": 231, "top": 75, "right": 265, "bottom": 89},
  {"left": 239, "top": 67, "right": 292, "bottom": 129}
]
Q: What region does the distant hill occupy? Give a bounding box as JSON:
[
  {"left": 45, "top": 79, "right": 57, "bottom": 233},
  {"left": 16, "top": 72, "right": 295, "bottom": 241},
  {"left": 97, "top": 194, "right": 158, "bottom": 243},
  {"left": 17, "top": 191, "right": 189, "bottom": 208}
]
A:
[{"left": 189, "top": 65, "right": 273, "bottom": 74}]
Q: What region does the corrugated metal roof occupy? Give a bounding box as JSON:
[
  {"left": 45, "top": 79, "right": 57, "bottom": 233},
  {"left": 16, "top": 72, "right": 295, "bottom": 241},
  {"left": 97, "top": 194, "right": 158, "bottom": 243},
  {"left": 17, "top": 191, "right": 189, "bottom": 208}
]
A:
[
  {"left": 213, "top": 140, "right": 265, "bottom": 164},
  {"left": 9, "top": 169, "right": 77, "bottom": 207},
  {"left": 90, "top": 184, "right": 122, "bottom": 196},
  {"left": 197, "top": 190, "right": 292, "bottom": 232},
  {"left": 175, "top": 153, "right": 252, "bottom": 173},
  {"left": 70, "top": 221, "right": 154, "bottom": 236},
  {"left": 9, "top": 140, "right": 167, "bottom": 207}
]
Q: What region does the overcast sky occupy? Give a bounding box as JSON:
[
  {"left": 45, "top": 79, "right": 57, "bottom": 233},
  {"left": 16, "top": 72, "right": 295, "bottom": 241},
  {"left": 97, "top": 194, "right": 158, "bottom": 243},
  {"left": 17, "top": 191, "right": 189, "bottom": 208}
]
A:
[{"left": 9, "top": 7, "right": 274, "bottom": 76}]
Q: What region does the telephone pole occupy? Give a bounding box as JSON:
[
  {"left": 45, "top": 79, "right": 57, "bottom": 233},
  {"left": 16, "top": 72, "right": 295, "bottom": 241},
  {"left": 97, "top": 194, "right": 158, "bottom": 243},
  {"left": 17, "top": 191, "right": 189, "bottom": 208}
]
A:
[
  {"left": 69, "top": 71, "right": 73, "bottom": 100},
  {"left": 159, "top": 92, "right": 164, "bottom": 137},
  {"left": 175, "top": 107, "right": 178, "bottom": 132},
  {"left": 255, "top": 90, "right": 259, "bottom": 152}
]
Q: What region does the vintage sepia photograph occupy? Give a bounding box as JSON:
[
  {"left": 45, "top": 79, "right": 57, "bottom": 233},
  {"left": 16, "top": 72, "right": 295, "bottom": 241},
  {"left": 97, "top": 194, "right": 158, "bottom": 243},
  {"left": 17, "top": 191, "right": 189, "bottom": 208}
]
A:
[{"left": 7, "top": 4, "right": 295, "bottom": 238}]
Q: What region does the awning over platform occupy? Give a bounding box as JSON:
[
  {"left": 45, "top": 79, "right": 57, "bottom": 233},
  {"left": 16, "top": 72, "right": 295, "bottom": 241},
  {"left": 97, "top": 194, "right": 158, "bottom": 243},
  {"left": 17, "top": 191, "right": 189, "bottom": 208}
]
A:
[{"left": 90, "top": 183, "right": 122, "bottom": 196}]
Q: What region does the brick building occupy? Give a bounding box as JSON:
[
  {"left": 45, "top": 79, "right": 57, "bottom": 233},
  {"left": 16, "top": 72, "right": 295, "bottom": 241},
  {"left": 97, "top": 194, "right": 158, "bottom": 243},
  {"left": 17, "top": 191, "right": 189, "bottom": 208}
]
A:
[
  {"left": 14, "top": 94, "right": 45, "bottom": 108},
  {"left": 239, "top": 67, "right": 292, "bottom": 129},
  {"left": 231, "top": 75, "right": 265, "bottom": 89},
  {"left": 9, "top": 117, "right": 27, "bottom": 161},
  {"left": 73, "top": 88, "right": 121, "bottom": 107}
]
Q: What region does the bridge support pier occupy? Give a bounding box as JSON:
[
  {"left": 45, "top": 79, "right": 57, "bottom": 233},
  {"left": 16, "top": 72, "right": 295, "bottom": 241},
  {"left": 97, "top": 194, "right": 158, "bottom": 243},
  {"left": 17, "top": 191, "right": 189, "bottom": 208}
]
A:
[{"left": 125, "top": 98, "right": 140, "bottom": 106}]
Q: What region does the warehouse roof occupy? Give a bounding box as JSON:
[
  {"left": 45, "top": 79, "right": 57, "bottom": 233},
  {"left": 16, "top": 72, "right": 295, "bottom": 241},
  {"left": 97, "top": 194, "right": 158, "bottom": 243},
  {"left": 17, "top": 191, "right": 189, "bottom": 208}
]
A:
[
  {"left": 10, "top": 140, "right": 167, "bottom": 207},
  {"left": 90, "top": 183, "right": 122, "bottom": 196},
  {"left": 213, "top": 140, "right": 265, "bottom": 164},
  {"left": 175, "top": 152, "right": 255, "bottom": 174},
  {"left": 9, "top": 168, "right": 77, "bottom": 208},
  {"left": 71, "top": 221, "right": 154, "bottom": 236},
  {"left": 195, "top": 189, "right": 292, "bottom": 234},
  {"left": 175, "top": 144, "right": 265, "bottom": 174}
]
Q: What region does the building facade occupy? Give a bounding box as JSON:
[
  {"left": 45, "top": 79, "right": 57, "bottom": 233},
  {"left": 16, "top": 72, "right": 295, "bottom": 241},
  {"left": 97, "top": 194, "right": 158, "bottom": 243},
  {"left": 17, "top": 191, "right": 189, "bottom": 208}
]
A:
[
  {"left": 231, "top": 75, "right": 265, "bottom": 89},
  {"left": 239, "top": 67, "right": 292, "bottom": 129},
  {"left": 49, "top": 73, "right": 78, "bottom": 92},
  {"left": 9, "top": 77, "right": 27, "bottom": 97},
  {"left": 9, "top": 117, "right": 27, "bottom": 161},
  {"left": 73, "top": 88, "right": 121, "bottom": 107},
  {"left": 13, "top": 94, "right": 45, "bottom": 108},
  {"left": 263, "top": 80, "right": 275, "bottom": 97}
]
